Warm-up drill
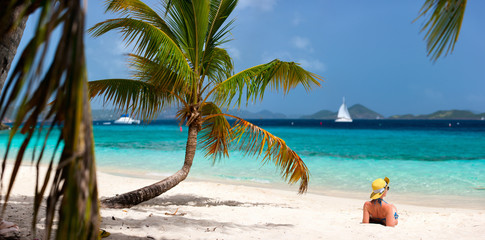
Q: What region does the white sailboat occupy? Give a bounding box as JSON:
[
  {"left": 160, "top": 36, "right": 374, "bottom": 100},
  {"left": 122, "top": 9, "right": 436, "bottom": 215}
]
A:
[{"left": 335, "top": 97, "right": 353, "bottom": 122}]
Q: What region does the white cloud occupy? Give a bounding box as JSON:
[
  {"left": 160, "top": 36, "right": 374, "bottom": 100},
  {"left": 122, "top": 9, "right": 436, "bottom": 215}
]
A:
[
  {"left": 292, "top": 36, "right": 314, "bottom": 52},
  {"left": 226, "top": 46, "right": 241, "bottom": 59},
  {"left": 297, "top": 58, "right": 326, "bottom": 72},
  {"left": 292, "top": 36, "right": 309, "bottom": 49},
  {"left": 238, "top": 0, "right": 277, "bottom": 11}
]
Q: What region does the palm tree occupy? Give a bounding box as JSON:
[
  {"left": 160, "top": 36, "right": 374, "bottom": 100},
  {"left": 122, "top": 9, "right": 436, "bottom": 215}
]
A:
[
  {"left": 0, "top": 1, "right": 99, "bottom": 239},
  {"left": 88, "top": 0, "right": 322, "bottom": 208}
]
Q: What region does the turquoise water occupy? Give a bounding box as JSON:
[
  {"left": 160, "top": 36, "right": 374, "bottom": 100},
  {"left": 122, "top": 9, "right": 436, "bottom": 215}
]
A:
[{"left": 1, "top": 120, "right": 485, "bottom": 206}]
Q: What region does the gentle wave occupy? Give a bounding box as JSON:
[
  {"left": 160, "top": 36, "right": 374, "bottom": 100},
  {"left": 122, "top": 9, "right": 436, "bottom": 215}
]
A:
[
  {"left": 299, "top": 151, "right": 485, "bottom": 161},
  {"left": 215, "top": 174, "right": 272, "bottom": 184}
]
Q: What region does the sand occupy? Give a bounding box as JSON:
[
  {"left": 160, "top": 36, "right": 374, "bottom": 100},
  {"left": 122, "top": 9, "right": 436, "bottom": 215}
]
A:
[{"left": 1, "top": 164, "right": 485, "bottom": 239}]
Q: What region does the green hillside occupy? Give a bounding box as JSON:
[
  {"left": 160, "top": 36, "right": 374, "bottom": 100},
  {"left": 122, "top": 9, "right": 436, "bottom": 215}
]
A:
[
  {"left": 389, "top": 110, "right": 485, "bottom": 120},
  {"left": 348, "top": 104, "right": 384, "bottom": 119},
  {"left": 300, "top": 110, "right": 335, "bottom": 119}
]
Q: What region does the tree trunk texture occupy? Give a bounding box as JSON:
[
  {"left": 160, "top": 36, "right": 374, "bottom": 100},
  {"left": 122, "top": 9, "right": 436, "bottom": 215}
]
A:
[
  {"left": 0, "top": 3, "right": 27, "bottom": 127},
  {"left": 0, "top": 3, "right": 27, "bottom": 92},
  {"left": 101, "top": 123, "right": 200, "bottom": 208}
]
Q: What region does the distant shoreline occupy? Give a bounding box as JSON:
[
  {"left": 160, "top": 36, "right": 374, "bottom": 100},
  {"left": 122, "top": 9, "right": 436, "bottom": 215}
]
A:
[
  {"left": 90, "top": 119, "right": 485, "bottom": 130},
  {"left": 85, "top": 106, "right": 485, "bottom": 122}
]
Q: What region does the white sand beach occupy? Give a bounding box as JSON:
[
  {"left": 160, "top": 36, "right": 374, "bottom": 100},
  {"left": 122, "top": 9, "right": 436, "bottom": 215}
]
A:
[{"left": 2, "top": 164, "right": 485, "bottom": 239}]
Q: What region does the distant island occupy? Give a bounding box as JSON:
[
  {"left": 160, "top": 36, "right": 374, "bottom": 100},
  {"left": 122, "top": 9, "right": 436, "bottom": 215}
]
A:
[
  {"left": 302, "top": 105, "right": 485, "bottom": 120},
  {"left": 90, "top": 108, "right": 287, "bottom": 121},
  {"left": 301, "top": 104, "right": 384, "bottom": 120},
  {"left": 89, "top": 105, "right": 485, "bottom": 121},
  {"left": 388, "top": 110, "right": 485, "bottom": 120}
]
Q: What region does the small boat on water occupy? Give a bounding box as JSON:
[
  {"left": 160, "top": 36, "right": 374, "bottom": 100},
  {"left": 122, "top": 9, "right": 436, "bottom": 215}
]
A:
[
  {"left": 335, "top": 97, "right": 352, "bottom": 122},
  {"left": 113, "top": 114, "right": 141, "bottom": 124}
]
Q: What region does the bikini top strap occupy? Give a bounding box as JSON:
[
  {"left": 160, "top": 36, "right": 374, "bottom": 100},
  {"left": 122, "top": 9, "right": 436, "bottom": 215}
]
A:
[{"left": 373, "top": 198, "right": 388, "bottom": 206}]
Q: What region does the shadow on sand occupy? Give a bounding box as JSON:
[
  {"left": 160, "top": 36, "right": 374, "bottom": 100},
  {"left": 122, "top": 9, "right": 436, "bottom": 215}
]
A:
[
  {"left": 98, "top": 194, "right": 294, "bottom": 239},
  {"left": 3, "top": 194, "right": 294, "bottom": 239}
]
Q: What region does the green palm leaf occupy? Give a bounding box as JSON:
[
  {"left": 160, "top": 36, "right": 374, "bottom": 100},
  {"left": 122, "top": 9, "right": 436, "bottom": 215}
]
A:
[
  {"left": 201, "top": 47, "right": 233, "bottom": 84},
  {"left": 127, "top": 53, "right": 187, "bottom": 93},
  {"left": 105, "top": 0, "right": 177, "bottom": 41},
  {"left": 209, "top": 59, "right": 322, "bottom": 107},
  {"left": 163, "top": 0, "right": 210, "bottom": 72},
  {"left": 415, "top": 0, "right": 467, "bottom": 62},
  {"left": 89, "top": 79, "right": 176, "bottom": 121},
  {"left": 201, "top": 0, "right": 237, "bottom": 70},
  {"left": 88, "top": 17, "right": 194, "bottom": 88},
  {"left": 206, "top": 0, "right": 237, "bottom": 46}
]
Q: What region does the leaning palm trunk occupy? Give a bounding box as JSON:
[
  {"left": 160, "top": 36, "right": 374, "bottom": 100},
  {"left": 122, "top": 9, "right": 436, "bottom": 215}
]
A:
[{"left": 102, "top": 123, "right": 199, "bottom": 208}]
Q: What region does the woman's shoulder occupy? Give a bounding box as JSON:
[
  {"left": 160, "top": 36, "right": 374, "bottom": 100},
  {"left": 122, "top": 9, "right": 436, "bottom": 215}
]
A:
[
  {"left": 365, "top": 199, "right": 395, "bottom": 208},
  {"left": 382, "top": 201, "right": 396, "bottom": 210}
]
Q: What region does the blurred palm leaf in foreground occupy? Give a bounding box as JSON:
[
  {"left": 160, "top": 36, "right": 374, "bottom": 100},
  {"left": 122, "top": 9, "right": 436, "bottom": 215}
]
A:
[{"left": 0, "top": 1, "right": 99, "bottom": 239}]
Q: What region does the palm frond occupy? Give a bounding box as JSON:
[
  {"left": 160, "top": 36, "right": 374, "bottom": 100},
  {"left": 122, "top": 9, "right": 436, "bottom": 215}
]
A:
[
  {"left": 88, "top": 17, "right": 192, "bottom": 81},
  {"left": 199, "top": 102, "right": 231, "bottom": 162},
  {"left": 163, "top": 0, "right": 210, "bottom": 76},
  {"left": 0, "top": 1, "right": 99, "bottom": 239},
  {"left": 127, "top": 53, "right": 188, "bottom": 95},
  {"left": 104, "top": 0, "right": 178, "bottom": 42},
  {"left": 209, "top": 59, "right": 322, "bottom": 108},
  {"left": 230, "top": 117, "right": 309, "bottom": 194},
  {"left": 206, "top": 0, "right": 237, "bottom": 46},
  {"left": 200, "top": 0, "right": 237, "bottom": 76},
  {"left": 201, "top": 47, "right": 233, "bottom": 85},
  {"left": 415, "top": 0, "right": 467, "bottom": 62},
  {"left": 88, "top": 78, "right": 175, "bottom": 121}
]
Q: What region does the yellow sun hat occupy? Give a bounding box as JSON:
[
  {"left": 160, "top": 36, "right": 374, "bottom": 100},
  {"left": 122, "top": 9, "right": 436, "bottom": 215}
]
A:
[{"left": 370, "top": 177, "right": 390, "bottom": 199}]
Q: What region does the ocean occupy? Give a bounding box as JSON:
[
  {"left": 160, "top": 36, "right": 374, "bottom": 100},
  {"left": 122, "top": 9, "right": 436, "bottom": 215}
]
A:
[{"left": 2, "top": 119, "right": 484, "bottom": 208}]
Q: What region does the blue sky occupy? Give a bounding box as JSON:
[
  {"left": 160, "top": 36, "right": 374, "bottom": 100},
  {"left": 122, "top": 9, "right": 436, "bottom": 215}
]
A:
[{"left": 19, "top": 0, "right": 485, "bottom": 117}]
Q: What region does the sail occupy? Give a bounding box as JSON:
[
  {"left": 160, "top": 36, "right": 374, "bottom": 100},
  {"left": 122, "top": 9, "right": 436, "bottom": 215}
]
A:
[
  {"left": 337, "top": 103, "right": 351, "bottom": 119},
  {"left": 335, "top": 97, "right": 352, "bottom": 122}
]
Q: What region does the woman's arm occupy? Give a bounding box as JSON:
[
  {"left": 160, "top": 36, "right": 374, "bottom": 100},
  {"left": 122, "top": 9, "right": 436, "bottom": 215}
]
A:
[
  {"left": 362, "top": 202, "right": 370, "bottom": 223},
  {"left": 385, "top": 204, "right": 398, "bottom": 227}
]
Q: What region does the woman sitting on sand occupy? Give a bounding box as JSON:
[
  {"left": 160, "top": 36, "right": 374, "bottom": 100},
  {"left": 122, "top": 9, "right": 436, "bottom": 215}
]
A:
[{"left": 362, "top": 177, "right": 399, "bottom": 227}]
